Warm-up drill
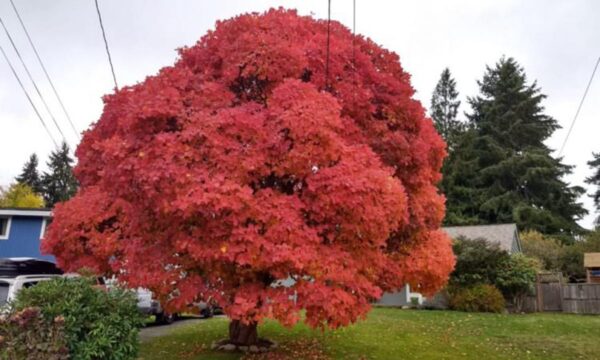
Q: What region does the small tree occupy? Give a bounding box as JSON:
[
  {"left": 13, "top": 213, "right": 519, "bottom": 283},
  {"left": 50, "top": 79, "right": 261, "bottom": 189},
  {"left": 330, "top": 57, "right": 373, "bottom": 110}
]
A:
[
  {"left": 16, "top": 153, "right": 43, "bottom": 194},
  {"left": 0, "top": 183, "right": 45, "bottom": 208},
  {"left": 558, "top": 230, "right": 600, "bottom": 281},
  {"left": 41, "top": 142, "right": 78, "bottom": 207},
  {"left": 520, "top": 230, "right": 562, "bottom": 271},
  {"left": 586, "top": 152, "right": 600, "bottom": 227},
  {"left": 496, "top": 254, "right": 539, "bottom": 312}
]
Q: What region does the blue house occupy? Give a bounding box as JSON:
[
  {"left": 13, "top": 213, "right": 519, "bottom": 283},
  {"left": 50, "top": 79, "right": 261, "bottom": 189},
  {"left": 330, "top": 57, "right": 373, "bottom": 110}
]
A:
[{"left": 0, "top": 208, "right": 54, "bottom": 262}]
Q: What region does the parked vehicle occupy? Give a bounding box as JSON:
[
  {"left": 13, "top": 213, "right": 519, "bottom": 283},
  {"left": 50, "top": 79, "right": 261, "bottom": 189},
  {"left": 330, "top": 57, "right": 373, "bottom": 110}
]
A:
[
  {"left": 0, "top": 258, "right": 64, "bottom": 311},
  {"left": 136, "top": 288, "right": 178, "bottom": 324},
  {"left": 197, "top": 297, "right": 222, "bottom": 318},
  {"left": 0, "top": 274, "right": 62, "bottom": 309}
]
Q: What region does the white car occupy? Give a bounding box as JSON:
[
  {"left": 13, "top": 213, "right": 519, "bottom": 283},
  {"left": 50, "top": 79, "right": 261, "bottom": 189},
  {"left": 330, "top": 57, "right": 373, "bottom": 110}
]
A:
[
  {"left": 136, "top": 288, "right": 178, "bottom": 324},
  {"left": 0, "top": 274, "right": 61, "bottom": 310}
]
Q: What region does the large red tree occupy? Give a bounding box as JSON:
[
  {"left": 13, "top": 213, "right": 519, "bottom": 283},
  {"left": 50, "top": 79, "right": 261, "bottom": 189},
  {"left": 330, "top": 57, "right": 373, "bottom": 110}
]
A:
[{"left": 43, "top": 9, "right": 454, "bottom": 346}]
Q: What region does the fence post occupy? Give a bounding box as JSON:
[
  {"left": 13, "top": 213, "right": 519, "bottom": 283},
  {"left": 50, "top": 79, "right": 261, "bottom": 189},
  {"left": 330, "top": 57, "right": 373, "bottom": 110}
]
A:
[
  {"left": 558, "top": 272, "right": 564, "bottom": 312},
  {"left": 536, "top": 273, "right": 543, "bottom": 312}
]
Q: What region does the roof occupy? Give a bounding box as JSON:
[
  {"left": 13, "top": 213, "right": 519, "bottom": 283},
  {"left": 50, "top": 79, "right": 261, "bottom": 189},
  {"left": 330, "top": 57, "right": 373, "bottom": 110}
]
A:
[
  {"left": 0, "top": 208, "right": 52, "bottom": 217},
  {"left": 584, "top": 253, "right": 600, "bottom": 268},
  {"left": 442, "top": 223, "right": 521, "bottom": 253}
]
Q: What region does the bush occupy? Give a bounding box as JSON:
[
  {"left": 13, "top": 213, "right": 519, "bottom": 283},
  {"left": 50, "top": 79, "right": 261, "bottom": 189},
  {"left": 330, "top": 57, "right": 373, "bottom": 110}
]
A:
[
  {"left": 448, "top": 284, "right": 505, "bottom": 313},
  {"left": 497, "top": 254, "right": 539, "bottom": 312},
  {"left": 13, "top": 277, "right": 144, "bottom": 360},
  {"left": 450, "top": 237, "right": 510, "bottom": 287},
  {"left": 520, "top": 230, "right": 563, "bottom": 271},
  {"left": 0, "top": 306, "right": 69, "bottom": 360}
]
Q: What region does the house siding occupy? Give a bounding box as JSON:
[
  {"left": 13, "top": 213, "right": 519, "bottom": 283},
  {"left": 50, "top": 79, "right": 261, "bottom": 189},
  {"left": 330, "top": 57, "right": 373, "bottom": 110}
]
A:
[{"left": 0, "top": 216, "right": 53, "bottom": 261}]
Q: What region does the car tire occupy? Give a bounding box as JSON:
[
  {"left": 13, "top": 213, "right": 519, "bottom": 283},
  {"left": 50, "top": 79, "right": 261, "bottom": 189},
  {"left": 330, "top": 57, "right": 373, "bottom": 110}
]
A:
[
  {"left": 201, "top": 307, "right": 214, "bottom": 319},
  {"left": 156, "top": 312, "right": 177, "bottom": 325}
]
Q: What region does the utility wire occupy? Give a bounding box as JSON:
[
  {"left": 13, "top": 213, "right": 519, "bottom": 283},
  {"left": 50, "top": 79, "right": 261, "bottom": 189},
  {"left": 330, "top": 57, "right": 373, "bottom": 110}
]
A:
[
  {"left": 558, "top": 56, "right": 600, "bottom": 156},
  {"left": 0, "top": 15, "right": 66, "bottom": 141},
  {"left": 94, "top": 0, "right": 118, "bottom": 91},
  {"left": 352, "top": 0, "right": 356, "bottom": 63},
  {"left": 10, "top": 0, "right": 80, "bottom": 139},
  {"left": 325, "top": 0, "right": 331, "bottom": 91},
  {"left": 0, "top": 43, "right": 58, "bottom": 147}
]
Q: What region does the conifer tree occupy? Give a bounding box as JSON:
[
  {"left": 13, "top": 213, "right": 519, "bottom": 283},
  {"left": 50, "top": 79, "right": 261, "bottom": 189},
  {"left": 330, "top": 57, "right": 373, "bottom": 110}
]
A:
[
  {"left": 430, "top": 68, "right": 464, "bottom": 152},
  {"left": 16, "top": 154, "right": 42, "bottom": 194},
  {"left": 41, "top": 142, "right": 78, "bottom": 207},
  {"left": 586, "top": 152, "right": 600, "bottom": 227},
  {"left": 444, "top": 57, "right": 587, "bottom": 241}
]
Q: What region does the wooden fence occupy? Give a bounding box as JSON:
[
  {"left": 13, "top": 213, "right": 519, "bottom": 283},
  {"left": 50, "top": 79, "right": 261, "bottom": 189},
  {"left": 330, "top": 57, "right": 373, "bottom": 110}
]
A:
[
  {"left": 562, "top": 284, "right": 600, "bottom": 314},
  {"left": 524, "top": 273, "right": 600, "bottom": 314}
]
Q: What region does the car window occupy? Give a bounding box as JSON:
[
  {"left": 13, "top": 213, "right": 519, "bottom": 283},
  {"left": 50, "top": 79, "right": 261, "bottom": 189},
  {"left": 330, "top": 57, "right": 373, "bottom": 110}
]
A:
[{"left": 0, "top": 281, "right": 9, "bottom": 306}]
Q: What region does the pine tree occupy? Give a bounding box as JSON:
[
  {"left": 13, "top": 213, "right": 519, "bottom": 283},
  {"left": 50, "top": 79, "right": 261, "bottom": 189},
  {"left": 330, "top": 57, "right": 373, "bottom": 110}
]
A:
[
  {"left": 41, "top": 142, "right": 78, "bottom": 207},
  {"left": 16, "top": 154, "right": 42, "bottom": 194},
  {"left": 444, "top": 57, "right": 587, "bottom": 241},
  {"left": 430, "top": 68, "right": 464, "bottom": 152},
  {"left": 586, "top": 152, "right": 600, "bottom": 227}
]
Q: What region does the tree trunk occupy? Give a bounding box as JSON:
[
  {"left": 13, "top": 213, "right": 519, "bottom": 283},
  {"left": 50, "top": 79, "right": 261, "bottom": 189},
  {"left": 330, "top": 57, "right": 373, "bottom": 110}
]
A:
[{"left": 228, "top": 320, "right": 258, "bottom": 346}]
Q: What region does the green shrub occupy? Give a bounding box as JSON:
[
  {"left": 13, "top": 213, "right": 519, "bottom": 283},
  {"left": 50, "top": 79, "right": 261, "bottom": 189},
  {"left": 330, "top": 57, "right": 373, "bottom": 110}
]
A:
[
  {"left": 13, "top": 277, "right": 144, "bottom": 360},
  {"left": 497, "top": 254, "right": 539, "bottom": 312},
  {"left": 448, "top": 284, "right": 505, "bottom": 313},
  {"left": 450, "top": 237, "right": 510, "bottom": 287},
  {"left": 0, "top": 306, "right": 69, "bottom": 360}
]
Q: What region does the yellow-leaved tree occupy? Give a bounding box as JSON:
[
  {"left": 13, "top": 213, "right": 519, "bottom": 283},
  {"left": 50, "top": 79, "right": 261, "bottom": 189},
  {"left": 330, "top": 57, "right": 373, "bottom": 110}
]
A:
[{"left": 0, "top": 183, "right": 45, "bottom": 208}]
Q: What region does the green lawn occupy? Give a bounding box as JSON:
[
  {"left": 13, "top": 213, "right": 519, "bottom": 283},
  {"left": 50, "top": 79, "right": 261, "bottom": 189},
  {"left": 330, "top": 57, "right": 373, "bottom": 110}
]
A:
[{"left": 139, "top": 308, "right": 600, "bottom": 360}]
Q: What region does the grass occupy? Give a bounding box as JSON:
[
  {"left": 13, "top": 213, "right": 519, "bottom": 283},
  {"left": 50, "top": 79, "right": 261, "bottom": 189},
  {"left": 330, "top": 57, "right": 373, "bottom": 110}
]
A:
[{"left": 138, "top": 308, "right": 600, "bottom": 360}]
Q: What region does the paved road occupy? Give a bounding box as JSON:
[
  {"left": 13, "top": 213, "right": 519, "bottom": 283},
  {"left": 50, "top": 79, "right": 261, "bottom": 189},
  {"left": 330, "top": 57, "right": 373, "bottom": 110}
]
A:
[{"left": 139, "top": 316, "right": 205, "bottom": 342}]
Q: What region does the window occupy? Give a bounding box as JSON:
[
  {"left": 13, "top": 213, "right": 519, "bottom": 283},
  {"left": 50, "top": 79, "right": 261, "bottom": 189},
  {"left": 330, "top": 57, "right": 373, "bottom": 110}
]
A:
[
  {"left": 40, "top": 218, "right": 48, "bottom": 239},
  {"left": 0, "top": 281, "right": 9, "bottom": 306},
  {"left": 0, "top": 217, "right": 11, "bottom": 240}
]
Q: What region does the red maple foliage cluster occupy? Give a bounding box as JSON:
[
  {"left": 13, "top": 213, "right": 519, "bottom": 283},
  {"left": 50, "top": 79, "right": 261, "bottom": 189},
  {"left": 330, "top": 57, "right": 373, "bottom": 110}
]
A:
[{"left": 43, "top": 9, "right": 454, "bottom": 329}]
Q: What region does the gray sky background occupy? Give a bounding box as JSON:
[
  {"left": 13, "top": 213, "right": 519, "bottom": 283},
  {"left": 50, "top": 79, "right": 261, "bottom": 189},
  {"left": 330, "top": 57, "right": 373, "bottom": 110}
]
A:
[{"left": 1, "top": 0, "right": 599, "bottom": 228}]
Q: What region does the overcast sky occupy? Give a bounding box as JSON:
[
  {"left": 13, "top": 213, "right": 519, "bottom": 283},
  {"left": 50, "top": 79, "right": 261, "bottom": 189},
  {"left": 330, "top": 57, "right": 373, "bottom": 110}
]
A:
[{"left": 1, "top": 0, "right": 599, "bottom": 228}]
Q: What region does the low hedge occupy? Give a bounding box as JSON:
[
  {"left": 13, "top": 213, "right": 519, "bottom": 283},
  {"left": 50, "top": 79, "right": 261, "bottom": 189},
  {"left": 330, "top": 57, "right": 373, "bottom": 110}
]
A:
[
  {"left": 448, "top": 284, "right": 505, "bottom": 313},
  {"left": 0, "top": 306, "right": 69, "bottom": 360}
]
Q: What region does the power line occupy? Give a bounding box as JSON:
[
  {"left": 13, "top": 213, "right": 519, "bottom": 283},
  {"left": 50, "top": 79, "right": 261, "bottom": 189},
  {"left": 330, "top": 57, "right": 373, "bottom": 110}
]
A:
[
  {"left": 325, "top": 0, "right": 331, "bottom": 91},
  {"left": 0, "top": 15, "right": 66, "bottom": 141},
  {"left": 94, "top": 0, "right": 118, "bottom": 91},
  {"left": 0, "top": 43, "right": 58, "bottom": 147},
  {"left": 558, "top": 56, "right": 600, "bottom": 156},
  {"left": 10, "top": 0, "right": 80, "bottom": 139}
]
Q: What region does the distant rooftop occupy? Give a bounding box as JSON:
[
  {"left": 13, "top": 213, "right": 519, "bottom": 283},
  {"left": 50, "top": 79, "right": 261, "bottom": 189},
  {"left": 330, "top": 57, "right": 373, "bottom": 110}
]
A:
[
  {"left": 442, "top": 223, "right": 521, "bottom": 253},
  {"left": 0, "top": 208, "right": 52, "bottom": 217}
]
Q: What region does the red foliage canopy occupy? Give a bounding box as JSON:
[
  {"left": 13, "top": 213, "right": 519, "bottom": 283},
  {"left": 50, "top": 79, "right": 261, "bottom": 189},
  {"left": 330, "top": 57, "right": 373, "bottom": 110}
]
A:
[{"left": 43, "top": 9, "right": 454, "bottom": 328}]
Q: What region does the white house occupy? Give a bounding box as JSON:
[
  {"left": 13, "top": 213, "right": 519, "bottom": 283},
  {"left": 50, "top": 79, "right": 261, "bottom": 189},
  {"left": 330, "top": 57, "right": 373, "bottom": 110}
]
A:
[{"left": 376, "top": 223, "right": 522, "bottom": 307}]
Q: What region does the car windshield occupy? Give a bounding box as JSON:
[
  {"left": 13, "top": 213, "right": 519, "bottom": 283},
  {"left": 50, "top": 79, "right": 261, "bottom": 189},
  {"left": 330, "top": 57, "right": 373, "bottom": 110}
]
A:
[{"left": 0, "top": 281, "right": 9, "bottom": 306}]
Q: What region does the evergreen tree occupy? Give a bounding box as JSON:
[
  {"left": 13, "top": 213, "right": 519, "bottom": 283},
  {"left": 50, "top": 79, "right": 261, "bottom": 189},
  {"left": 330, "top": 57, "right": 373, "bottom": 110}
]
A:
[
  {"left": 41, "top": 142, "right": 78, "bottom": 207},
  {"left": 442, "top": 128, "right": 482, "bottom": 225},
  {"left": 444, "top": 57, "right": 587, "bottom": 241},
  {"left": 430, "top": 68, "right": 464, "bottom": 152},
  {"left": 16, "top": 154, "right": 42, "bottom": 194},
  {"left": 586, "top": 152, "right": 600, "bottom": 226}
]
